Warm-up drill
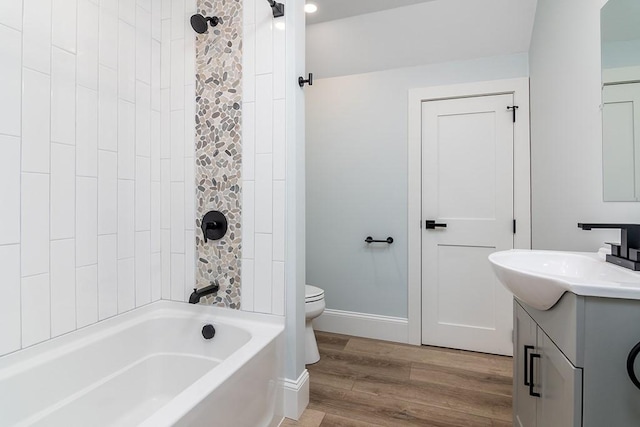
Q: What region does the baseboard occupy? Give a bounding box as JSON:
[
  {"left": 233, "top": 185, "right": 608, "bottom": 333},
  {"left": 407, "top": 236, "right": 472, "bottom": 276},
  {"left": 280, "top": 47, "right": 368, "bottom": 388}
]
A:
[
  {"left": 313, "top": 309, "right": 409, "bottom": 344},
  {"left": 282, "top": 369, "right": 309, "bottom": 421}
]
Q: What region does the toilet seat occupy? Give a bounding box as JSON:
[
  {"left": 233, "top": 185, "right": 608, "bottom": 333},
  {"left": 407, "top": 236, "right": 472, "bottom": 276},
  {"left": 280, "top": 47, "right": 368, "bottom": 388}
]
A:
[{"left": 305, "top": 285, "right": 324, "bottom": 303}]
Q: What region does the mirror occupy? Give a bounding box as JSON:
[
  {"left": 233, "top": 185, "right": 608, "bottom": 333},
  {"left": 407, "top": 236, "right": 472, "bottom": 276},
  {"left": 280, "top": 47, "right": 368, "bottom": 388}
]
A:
[{"left": 601, "top": 0, "right": 640, "bottom": 201}]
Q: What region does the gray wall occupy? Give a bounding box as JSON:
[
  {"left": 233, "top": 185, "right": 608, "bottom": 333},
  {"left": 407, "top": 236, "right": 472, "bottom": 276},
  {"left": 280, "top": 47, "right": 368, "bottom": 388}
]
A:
[
  {"left": 602, "top": 39, "right": 640, "bottom": 68},
  {"left": 306, "top": 54, "right": 529, "bottom": 318},
  {"left": 529, "top": 0, "right": 640, "bottom": 251}
]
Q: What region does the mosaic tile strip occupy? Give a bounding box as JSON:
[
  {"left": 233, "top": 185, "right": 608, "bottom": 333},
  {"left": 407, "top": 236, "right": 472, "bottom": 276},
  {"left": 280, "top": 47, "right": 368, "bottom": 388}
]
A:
[{"left": 195, "top": 0, "right": 242, "bottom": 308}]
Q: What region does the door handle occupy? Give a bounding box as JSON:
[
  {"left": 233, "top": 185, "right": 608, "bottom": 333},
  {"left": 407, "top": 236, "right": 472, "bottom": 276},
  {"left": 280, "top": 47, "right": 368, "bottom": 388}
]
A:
[
  {"left": 528, "top": 352, "right": 541, "bottom": 397},
  {"left": 425, "top": 220, "right": 447, "bottom": 229},
  {"left": 524, "top": 345, "right": 534, "bottom": 386}
]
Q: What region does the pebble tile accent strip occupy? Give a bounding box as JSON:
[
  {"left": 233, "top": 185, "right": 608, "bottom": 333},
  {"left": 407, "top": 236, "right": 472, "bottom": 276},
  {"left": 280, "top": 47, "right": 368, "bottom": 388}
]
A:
[{"left": 195, "top": 0, "right": 242, "bottom": 308}]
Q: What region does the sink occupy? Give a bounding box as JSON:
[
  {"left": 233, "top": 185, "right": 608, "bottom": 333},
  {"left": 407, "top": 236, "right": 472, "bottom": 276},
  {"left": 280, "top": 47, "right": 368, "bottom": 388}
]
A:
[{"left": 488, "top": 250, "right": 640, "bottom": 310}]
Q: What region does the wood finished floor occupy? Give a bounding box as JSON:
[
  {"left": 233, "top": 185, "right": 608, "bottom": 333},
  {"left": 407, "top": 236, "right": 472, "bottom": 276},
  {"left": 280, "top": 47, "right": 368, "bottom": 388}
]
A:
[{"left": 282, "top": 332, "right": 513, "bottom": 427}]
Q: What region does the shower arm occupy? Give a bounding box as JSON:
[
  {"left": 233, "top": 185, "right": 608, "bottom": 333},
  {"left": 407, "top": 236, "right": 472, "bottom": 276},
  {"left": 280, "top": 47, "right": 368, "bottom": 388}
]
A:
[{"left": 267, "top": 0, "right": 284, "bottom": 18}]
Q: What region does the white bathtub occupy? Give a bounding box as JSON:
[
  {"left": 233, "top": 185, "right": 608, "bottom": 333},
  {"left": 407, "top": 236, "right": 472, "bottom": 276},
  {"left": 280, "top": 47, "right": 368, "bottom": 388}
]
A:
[{"left": 0, "top": 301, "right": 284, "bottom": 427}]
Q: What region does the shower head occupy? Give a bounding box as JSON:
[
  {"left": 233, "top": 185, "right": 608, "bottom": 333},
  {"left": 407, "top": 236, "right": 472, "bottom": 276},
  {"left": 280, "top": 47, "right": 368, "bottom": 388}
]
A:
[
  {"left": 267, "top": 0, "right": 284, "bottom": 18},
  {"left": 190, "top": 13, "right": 220, "bottom": 34}
]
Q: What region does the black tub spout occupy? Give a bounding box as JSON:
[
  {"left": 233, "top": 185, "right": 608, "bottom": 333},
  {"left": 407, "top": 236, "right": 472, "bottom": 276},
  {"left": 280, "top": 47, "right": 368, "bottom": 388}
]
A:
[{"left": 189, "top": 282, "right": 220, "bottom": 304}]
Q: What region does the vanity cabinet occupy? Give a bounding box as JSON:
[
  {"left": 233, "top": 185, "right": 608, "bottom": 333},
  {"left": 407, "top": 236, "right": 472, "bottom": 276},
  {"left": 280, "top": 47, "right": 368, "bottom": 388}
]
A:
[
  {"left": 513, "top": 294, "right": 640, "bottom": 427},
  {"left": 513, "top": 302, "right": 582, "bottom": 427}
]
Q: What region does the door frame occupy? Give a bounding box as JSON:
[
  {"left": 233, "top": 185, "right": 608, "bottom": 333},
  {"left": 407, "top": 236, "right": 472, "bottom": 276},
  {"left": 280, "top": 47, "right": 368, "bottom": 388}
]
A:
[
  {"left": 602, "top": 65, "right": 640, "bottom": 85},
  {"left": 407, "top": 78, "right": 532, "bottom": 346}
]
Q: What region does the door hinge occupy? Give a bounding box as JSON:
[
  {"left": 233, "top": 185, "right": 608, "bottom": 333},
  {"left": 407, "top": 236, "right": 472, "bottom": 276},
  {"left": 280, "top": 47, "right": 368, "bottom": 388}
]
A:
[
  {"left": 507, "top": 105, "right": 519, "bottom": 123},
  {"left": 513, "top": 219, "right": 517, "bottom": 234}
]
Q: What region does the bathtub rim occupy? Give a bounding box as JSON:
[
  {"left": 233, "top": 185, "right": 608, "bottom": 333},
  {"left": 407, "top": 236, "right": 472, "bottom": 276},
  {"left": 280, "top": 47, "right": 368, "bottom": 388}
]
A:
[{"left": 0, "top": 300, "right": 283, "bottom": 373}]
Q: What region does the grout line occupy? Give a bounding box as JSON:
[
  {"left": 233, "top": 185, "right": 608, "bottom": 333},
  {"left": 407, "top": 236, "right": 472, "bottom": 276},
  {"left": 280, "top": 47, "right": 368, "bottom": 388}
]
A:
[
  {"left": 47, "top": 8, "right": 54, "bottom": 341},
  {"left": 19, "top": 0, "right": 25, "bottom": 351},
  {"left": 74, "top": 0, "right": 80, "bottom": 332},
  {"left": 114, "top": 3, "right": 121, "bottom": 318},
  {"left": 164, "top": 8, "right": 172, "bottom": 300}
]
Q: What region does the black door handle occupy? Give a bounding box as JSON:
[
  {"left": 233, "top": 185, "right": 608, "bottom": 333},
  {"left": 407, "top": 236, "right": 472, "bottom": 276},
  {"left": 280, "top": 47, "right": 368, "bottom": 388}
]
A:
[
  {"left": 425, "top": 220, "right": 447, "bottom": 229},
  {"left": 524, "top": 345, "right": 534, "bottom": 386},
  {"left": 529, "top": 352, "right": 541, "bottom": 397},
  {"left": 627, "top": 341, "right": 640, "bottom": 390}
]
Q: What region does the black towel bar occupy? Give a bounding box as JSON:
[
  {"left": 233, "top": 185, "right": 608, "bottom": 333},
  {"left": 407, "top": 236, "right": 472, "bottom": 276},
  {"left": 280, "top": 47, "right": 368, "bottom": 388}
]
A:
[{"left": 365, "top": 236, "right": 393, "bottom": 244}]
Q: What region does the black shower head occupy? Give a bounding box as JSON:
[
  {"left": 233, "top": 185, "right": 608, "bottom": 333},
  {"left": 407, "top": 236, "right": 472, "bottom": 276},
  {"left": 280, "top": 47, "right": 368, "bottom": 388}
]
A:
[
  {"left": 267, "top": 0, "right": 284, "bottom": 18},
  {"left": 190, "top": 13, "right": 220, "bottom": 34}
]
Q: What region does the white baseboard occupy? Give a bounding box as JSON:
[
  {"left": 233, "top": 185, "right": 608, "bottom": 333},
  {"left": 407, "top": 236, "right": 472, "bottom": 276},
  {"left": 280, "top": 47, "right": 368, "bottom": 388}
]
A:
[
  {"left": 282, "top": 369, "right": 309, "bottom": 421},
  {"left": 313, "top": 309, "right": 409, "bottom": 344}
]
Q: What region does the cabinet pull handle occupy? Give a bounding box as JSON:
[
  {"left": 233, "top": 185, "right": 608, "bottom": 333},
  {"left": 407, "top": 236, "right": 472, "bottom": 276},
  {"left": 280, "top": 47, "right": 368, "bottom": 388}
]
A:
[
  {"left": 627, "top": 341, "right": 640, "bottom": 390},
  {"left": 524, "top": 345, "right": 534, "bottom": 386},
  {"left": 529, "top": 352, "right": 541, "bottom": 397}
]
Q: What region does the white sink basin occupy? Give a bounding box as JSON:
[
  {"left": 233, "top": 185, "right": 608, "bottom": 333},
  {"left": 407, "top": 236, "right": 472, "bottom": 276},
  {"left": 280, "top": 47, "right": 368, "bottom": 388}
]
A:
[{"left": 489, "top": 250, "right": 640, "bottom": 310}]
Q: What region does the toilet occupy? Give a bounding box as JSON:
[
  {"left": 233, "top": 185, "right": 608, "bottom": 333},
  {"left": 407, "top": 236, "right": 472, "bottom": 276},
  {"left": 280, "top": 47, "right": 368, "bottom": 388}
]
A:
[{"left": 305, "top": 285, "right": 326, "bottom": 365}]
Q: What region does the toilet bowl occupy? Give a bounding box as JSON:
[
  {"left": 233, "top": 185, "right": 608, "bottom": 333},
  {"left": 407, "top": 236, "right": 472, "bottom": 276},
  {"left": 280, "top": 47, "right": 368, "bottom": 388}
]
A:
[{"left": 305, "top": 285, "right": 326, "bottom": 365}]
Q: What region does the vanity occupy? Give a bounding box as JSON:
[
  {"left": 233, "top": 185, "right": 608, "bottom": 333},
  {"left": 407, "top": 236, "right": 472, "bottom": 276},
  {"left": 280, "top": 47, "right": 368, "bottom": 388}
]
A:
[
  {"left": 490, "top": 250, "right": 640, "bottom": 426},
  {"left": 490, "top": 0, "right": 640, "bottom": 424}
]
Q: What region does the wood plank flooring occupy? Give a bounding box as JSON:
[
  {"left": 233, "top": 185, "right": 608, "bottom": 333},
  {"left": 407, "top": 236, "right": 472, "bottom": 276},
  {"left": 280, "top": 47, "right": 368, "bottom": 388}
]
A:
[{"left": 281, "top": 332, "right": 513, "bottom": 427}]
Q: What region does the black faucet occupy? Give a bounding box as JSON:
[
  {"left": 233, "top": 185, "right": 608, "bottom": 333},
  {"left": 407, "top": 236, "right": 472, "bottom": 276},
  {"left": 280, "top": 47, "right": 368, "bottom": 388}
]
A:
[
  {"left": 578, "top": 223, "right": 640, "bottom": 271},
  {"left": 189, "top": 282, "right": 220, "bottom": 304}
]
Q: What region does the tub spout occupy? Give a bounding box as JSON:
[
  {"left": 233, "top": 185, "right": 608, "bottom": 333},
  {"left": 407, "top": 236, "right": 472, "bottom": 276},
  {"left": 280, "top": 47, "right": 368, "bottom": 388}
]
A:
[{"left": 189, "top": 282, "right": 220, "bottom": 304}]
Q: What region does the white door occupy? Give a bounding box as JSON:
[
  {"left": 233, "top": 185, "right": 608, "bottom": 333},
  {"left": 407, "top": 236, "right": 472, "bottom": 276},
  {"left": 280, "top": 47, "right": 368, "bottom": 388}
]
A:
[
  {"left": 421, "top": 94, "right": 514, "bottom": 356},
  {"left": 602, "top": 83, "right": 640, "bottom": 201}
]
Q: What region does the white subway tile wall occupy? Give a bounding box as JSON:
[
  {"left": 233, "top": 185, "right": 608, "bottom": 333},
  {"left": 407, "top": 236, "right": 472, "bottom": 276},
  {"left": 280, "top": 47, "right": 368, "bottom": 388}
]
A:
[
  {"left": 0, "top": 24, "right": 22, "bottom": 136},
  {"left": 50, "top": 143, "right": 76, "bottom": 240},
  {"left": 50, "top": 239, "right": 76, "bottom": 337},
  {"left": 0, "top": 0, "right": 288, "bottom": 354},
  {"left": 76, "top": 86, "right": 99, "bottom": 177},
  {"left": 0, "top": 0, "right": 196, "bottom": 356},
  {"left": 76, "top": 0, "right": 99, "bottom": 90},
  {"left": 241, "top": 0, "right": 286, "bottom": 315},
  {"left": 21, "top": 68, "right": 51, "bottom": 173},
  {"left": 0, "top": 245, "right": 21, "bottom": 355},
  {"left": 0, "top": 136, "right": 21, "bottom": 245},
  {"left": 76, "top": 264, "right": 98, "bottom": 328},
  {"left": 23, "top": 0, "right": 52, "bottom": 75},
  {"left": 76, "top": 177, "right": 98, "bottom": 267}
]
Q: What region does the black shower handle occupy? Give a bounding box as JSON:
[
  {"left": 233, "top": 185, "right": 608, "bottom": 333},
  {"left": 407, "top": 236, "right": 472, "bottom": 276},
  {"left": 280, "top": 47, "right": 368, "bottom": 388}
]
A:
[
  {"left": 627, "top": 341, "right": 640, "bottom": 390},
  {"left": 201, "top": 211, "right": 228, "bottom": 243}
]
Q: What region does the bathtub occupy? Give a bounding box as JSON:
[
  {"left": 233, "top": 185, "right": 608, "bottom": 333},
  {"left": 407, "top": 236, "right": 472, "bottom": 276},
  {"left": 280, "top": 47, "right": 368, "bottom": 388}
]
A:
[{"left": 0, "top": 301, "right": 285, "bottom": 427}]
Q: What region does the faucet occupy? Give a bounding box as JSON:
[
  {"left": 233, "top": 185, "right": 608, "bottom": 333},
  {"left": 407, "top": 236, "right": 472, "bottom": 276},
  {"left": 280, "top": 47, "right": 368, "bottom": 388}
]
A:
[
  {"left": 189, "top": 282, "right": 220, "bottom": 304},
  {"left": 578, "top": 223, "right": 640, "bottom": 271}
]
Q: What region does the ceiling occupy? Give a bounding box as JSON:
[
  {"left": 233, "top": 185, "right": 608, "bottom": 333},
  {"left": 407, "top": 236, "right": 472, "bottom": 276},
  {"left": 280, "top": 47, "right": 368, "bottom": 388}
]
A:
[
  {"left": 305, "top": 0, "right": 536, "bottom": 78},
  {"left": 305, "top": 0, "right": 436, "bottom": 26}
]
